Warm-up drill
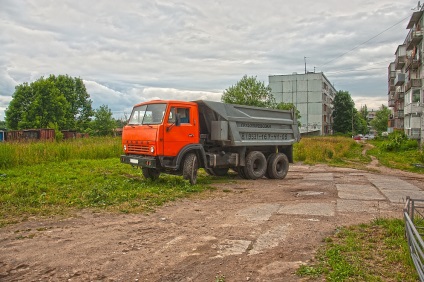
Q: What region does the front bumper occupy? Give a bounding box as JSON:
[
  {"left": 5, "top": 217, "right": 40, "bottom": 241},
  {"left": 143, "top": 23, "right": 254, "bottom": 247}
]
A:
[{"left": 120, "top": 155, "right": 157, "bottom": 168}]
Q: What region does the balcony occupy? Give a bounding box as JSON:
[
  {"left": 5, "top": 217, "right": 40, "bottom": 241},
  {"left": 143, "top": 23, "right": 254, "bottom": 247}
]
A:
[
  {"left": 395, "top": 73, "right": 405, "bottom": 86},
  {"left": 397, "top": 110, "right": 404, "bottom": 118},
  {"left": 388, "top": 98, "right": 395, "bottom": 107},
  {"left": 395, "top": 89, "right": 405, "bottom": 100},
  {"left": 405, "top": 56, "right": 422, "bottom": 71},
  {"left": 395, "top": 45, "right": 407, "bottom": 70},
  {"left": 404, "top": 102, "right": 423, "bottom": 115},
  {"left": 407, "top": 11, "right": 423, "bottom": 29},
  {"left": 388, "top": 62, "right": 396, "bottom": 80},
  {"left": 406, "top": 29, "right": 423, "bottom": 51},
  {"left": 405, "top": 79, "right": 422, "bottom": 92},
  {"left": 395, "top": 56, "right": 406, "bottom": 70}
]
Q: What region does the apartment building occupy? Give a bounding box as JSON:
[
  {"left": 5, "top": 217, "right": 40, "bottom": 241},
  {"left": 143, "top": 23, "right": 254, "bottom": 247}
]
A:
[
  {"left": 269, "top": 72, "right": 336, "bottom": 135},
  {"left": 388, "top": 4, "right": 424, "bottom": 143}
]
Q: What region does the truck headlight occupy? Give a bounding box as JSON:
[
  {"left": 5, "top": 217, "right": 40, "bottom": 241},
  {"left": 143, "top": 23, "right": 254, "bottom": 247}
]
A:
[
  {"left": 123, "top": 145, "right": 127, "bottom": 151},
  {"left": 150, "top": 146, "right": 155, "bottom": 153}
]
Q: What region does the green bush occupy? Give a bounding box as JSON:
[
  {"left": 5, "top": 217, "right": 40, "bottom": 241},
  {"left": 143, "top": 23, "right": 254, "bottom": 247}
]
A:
[{"left": 381, "top": 131, "right": 409, "bottom": 152}]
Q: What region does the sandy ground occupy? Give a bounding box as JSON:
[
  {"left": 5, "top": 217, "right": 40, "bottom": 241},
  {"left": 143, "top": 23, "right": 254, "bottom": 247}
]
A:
[{"left": 1, "top": 162, "right": 424, "bottom": 282}]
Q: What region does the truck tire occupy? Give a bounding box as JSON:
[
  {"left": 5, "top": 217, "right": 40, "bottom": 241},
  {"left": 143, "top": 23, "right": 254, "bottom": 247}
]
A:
[
  {"left": 183, "top": 153, "right": 198, "bottom": 185},
  {"left": 243, "top": 151, "right": 267, "bottom": 180},
  {"left": 236, "top": 167, "right": 249, "bottom": 179},
  {"left": 267, "top": 153, "right": 289, "bottom": 179},
  {"left": 142, "top": 168, "right": 161, "bottom": 180}
]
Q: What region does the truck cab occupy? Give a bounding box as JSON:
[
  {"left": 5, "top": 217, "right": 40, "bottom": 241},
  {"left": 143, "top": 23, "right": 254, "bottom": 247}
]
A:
[{"left": 121, "top": 100, "right": 202, "bottom": 184}]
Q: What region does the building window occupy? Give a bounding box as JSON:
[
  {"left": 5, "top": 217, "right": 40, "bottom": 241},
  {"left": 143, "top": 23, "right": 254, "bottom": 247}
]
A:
[{"left": 412, "top": 89, "right": 421, "bottom": 103}]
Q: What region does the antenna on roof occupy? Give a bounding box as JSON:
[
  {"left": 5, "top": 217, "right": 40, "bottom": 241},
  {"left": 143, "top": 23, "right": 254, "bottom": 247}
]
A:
[{"left": 412, "top": 1, "right": 421, "bottom": 10}]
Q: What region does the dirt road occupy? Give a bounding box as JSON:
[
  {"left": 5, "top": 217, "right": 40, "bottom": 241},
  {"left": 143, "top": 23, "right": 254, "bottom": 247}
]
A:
[{"left": 1, "top": 164, "right": 424, "bottom": 281}]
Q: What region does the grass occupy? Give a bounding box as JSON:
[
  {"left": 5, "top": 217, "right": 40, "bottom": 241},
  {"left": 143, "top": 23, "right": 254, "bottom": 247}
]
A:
[
  {"left": 0, "top": 138, "right": 220, "bottom": 226},
  {"left": 294, "top": 136, "right": 370, "bottom": 167},
  {"left": 0, "top": 136, "right": 422, "bottom": 279},
  {"left": 297, "top": 218, "right": 419, "bottom": 281},
  {"left": 0, "top": 137, "right": 122, "bottom": 169},
  {"left": 367, "top": 140, "right": 424, "bottom": 174}
]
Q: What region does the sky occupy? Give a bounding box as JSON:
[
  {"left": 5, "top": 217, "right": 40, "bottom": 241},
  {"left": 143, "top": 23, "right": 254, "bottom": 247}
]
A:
[{"left": 0, "top": 0, "right": 420, "bottom": 121}]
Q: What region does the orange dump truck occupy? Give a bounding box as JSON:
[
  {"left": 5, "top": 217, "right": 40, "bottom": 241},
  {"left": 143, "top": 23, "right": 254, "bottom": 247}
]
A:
[{"left": 120, "top": 100, "right": 300, "bottom": 184}]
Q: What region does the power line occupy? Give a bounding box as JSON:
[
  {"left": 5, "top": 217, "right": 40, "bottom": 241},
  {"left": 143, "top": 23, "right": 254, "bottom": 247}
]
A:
[{"left": 319, "top": 15, "right": 411, "bottom": 68}]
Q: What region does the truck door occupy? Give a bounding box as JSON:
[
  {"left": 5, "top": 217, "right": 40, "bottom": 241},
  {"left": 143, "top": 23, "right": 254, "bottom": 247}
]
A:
[{"left": 163, "top": 106, "right": 199, "bottom": 157}]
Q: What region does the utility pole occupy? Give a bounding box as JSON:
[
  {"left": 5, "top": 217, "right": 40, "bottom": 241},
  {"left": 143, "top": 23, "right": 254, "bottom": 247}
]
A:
[{"left": 304, "top": 57, "right": 307, "bottom": 74}]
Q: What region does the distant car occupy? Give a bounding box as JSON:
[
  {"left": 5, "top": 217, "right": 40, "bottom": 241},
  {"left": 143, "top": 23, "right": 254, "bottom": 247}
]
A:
[
  {"left": 353, "top": 134, "right": 363, "bottom": 140},
  {"left": 364, "top": 134, "right": 375, "bottom": 140}
]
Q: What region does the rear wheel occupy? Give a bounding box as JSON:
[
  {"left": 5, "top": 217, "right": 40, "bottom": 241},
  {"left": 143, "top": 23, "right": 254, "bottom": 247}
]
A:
[
  {"left": 183, "top": 153, "right": 198, "bottom": 185},
  {"left": 243, "top": 151, "right": 267, "bottom": 180},
  {"left": 142, "top": 168, "right": 161, "bottom": 180},
  {"left": 237, "top": 167, "right": 250, "bottom": 179},
  {"left": 267, "top": 153, "right": 289, "bottom": 179}
]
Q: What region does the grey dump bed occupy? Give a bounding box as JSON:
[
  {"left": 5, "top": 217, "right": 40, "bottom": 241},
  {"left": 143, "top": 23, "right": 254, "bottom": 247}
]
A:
[{"left": 196, "top": 100, "right": 300, "bottom": 147}]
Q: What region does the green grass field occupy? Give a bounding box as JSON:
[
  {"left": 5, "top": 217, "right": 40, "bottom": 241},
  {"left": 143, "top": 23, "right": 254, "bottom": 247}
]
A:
[{"left": 1, "top": 136, "right": 422, "bottom": 280}]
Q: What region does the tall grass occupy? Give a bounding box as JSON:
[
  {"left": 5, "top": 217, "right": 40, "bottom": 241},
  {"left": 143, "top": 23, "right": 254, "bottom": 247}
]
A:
[
  {"left": 297, "top": 218, "right": 418, "bottom": 281},
  {"left": 0, "top": 137, "right": 122, "bottom": 169},
  {"left": 294, "top": 136, "right": 366, "bottom": 164}
]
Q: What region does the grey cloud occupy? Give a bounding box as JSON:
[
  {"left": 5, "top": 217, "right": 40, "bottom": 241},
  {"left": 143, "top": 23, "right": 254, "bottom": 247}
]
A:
[{"left": 0, "top": 0, "right": 419, "bottom": 120}]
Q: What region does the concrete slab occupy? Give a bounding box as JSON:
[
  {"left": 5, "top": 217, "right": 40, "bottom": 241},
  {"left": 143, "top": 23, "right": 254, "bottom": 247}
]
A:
[
  {"left": 236, "top": 203, "right": 281, "bottom": 222},
  {"left": 367, "top": 175, "right": 419, "bottom": 191},
  {"left": 336, "top": 184, "right": 386, "bottom": 201},
  {"left": 249, "top": 224, "right": 291, "bottom": 255},
  {"left": 303, "top": 173, "right": 333, "bottom": 181},
  {"left": 380, "top": 190, "right": 424, "bottom": 204},
  {"left": 277, "top": 202, "right": 335, "bottom": 217},
  {"left": 214, "top": 239, "right": 251, "bottom": 258},
  {"left": 337, "top": 199, "right": 391, "bottom": 213}
]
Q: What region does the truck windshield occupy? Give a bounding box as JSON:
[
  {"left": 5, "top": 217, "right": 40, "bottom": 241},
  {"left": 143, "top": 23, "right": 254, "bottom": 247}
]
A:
[{"left": 128, "top": 103, "right": 167, "bottom": 125}]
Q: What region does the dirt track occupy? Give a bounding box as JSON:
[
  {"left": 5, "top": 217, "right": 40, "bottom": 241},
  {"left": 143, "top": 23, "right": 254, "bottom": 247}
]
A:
[{"left": 1, "top": 163, "right": 424, "bottom": 281}]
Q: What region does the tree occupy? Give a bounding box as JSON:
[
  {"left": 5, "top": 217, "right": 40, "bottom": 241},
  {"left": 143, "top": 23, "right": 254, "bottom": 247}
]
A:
[
  {"left": 359, "top": 105, "right": 368, "bottom": 121},
  {"left": 332, "top": 90, "right": 355, "bottom": 134},
  {"left": 354, "top": 111, "right": 368, "bottom": 135},
  {"left": 91, "top": 105, "right": 116, "bottom": 136},
  {"left": 5, "top": 75, "right": 93, "bottom": 131},
  {"left": 370, "top": 105, "right": 391, "bottom": 135},
  {"left": 221, "top": 75, "right": 275, "bottom": 108}
]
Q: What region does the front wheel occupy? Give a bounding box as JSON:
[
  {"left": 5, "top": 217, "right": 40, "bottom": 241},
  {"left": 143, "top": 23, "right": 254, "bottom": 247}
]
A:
[{"left": 183, "top": 153, "right": 198, "bottom": 185}]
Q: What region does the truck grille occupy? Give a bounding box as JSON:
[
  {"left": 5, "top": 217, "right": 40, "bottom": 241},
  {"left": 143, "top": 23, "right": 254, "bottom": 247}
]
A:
[{"left": 127, "top": 144, "right": 150, "bottom": 153}]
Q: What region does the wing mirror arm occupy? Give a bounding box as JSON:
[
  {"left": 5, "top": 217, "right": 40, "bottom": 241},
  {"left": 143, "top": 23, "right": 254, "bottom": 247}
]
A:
[{"left": 166, "top": 112, "right": 181, "bottom": 132}]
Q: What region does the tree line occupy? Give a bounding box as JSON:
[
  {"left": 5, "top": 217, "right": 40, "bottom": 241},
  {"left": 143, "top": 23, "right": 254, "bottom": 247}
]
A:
[
  {"left": 4, "top": 75, "right": 119, "bottom": 136},
  {"left": 3, "top": 74, "right": 390, "bottom": 137}
]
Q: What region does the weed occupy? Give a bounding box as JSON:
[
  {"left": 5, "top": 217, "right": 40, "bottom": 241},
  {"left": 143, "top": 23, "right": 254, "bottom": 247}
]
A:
[
  {"left": 296, "top": 218, "right": 418, "bottom": 281},
  {"left": 0, "top": 158, "right": 214, "bottom": 226}
]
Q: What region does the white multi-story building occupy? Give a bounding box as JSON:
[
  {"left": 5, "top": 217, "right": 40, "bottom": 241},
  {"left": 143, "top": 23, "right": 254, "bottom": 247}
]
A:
[
  {"left": 389, "top": 3, "right": 424, "bottom": 143},
  {"left": 269, "top": 72, "right": 336, "bottom": 135}
]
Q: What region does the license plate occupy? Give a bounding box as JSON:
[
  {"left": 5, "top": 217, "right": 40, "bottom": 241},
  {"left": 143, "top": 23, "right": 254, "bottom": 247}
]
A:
[{"left": 130, "top": 159, "right": 138, "bottom": 164}]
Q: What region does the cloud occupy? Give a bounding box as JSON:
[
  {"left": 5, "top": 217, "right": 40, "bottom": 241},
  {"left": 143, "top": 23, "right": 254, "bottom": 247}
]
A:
[
  {"left": 0, "top": 0, "right": 418, "bottom": 121},
  {"left": 353, "top": 96, "right": 387, "bottom": 112},
  {"left": 84, "top": 80, "right": 222, "bottom": 118}
]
